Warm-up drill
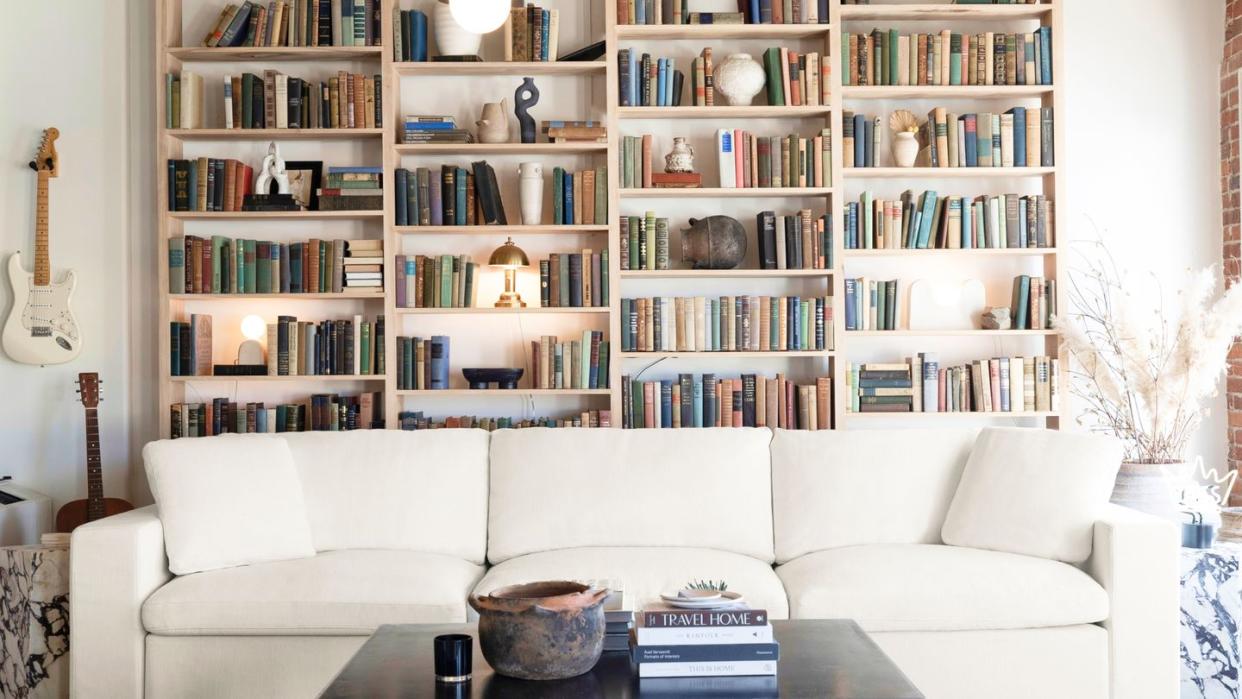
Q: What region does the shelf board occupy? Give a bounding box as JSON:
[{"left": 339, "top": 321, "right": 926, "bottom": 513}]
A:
[
  {"left": 168, "top": 128, "right": 382, "bottom": 140},
  {"left": 394, "top": 142, "right": 606, "bottom": 155},
  {"left": 844, "top": 411, "right": 1059, "bottom": 419},
  {"left": 839, "top": 4, "right": 1052, "bottom": 20},
  {"left": 395, "top": 224, "right": 609, "bottom": 235},
  {"left": 168, "top": 210, "right": 383, "bottom": 220},
  {"left": 393, "top": 61, "right": 605, "bottom": 76},
  {"left": 396, "top": 307, "right": 610, "bottom": 315},
  {"left": 844, "top": 167, "right": 1054, "bottom": 178},
  {"left": 166, "top": 46, "right": 384, "bottom": 62},
  {"left": 618, "top": 106, "right": 831, "bottom": 119},
  {"left": 169, "top": 292, "right": 383, "bottom": 301},
  {"left": 620, "top": 269, "right": 833, "bottom": 278},
  {"left": 396, "top": 389, "right": 611, "bottom": 396},
  {"left": 171, "top": 375, "right": 386, "bottom": 382},
  {"left": 620, "top": 187, "right": 833, "bottom": 198},
  {"left": 620, "top": 351, "right": 832, "bottom": 359},
  {"left": 847, "top": 329, "right": 1058, "bottom": 337},
  {"left": 844, "top": 248, "right": 1056, "bottom": 257},
  {"left": 615, "top": 24, "right": 832, "bottom": 40},
  {"left": 842, "top": 85, "right": 1052, "bottom": 100}
]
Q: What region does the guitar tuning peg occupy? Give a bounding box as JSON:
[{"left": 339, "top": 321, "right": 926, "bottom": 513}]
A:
[{"left": 28, "top": 161, "right": 37, "bottom": 171}]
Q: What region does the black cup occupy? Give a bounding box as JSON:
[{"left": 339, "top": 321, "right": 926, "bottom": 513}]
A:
[{"left": 435, "top": 634, "right": 473, "bottom": 683}]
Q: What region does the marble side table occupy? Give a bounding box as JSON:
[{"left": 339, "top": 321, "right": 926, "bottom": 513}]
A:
[
  {"left": 1182, "top": 542, "right": 1242, "bottom": 698},
  {"left": 0, "top": 545, "right": 69, "bottom": 698}
]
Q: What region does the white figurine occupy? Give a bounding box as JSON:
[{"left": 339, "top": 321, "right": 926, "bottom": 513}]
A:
[{"left": 255, "top": 142, "right": 291, "bottom": 195}]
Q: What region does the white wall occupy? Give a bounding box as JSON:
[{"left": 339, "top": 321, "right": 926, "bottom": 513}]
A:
[{"left": 0, "top": 0, "right": 1229, "bottom": 513}]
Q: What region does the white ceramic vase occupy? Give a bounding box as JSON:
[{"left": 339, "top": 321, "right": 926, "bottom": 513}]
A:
[
  {"left": 1110, "top": 462, "right": 1183, "bottom": 521},
  {"left": 892, "top": 132, "right": 919, "bottom": 168},
  {"left": 518, "top": 162, "right": 543, "bottom": 225},
  {"left": 712, "top": 54, "right": 766, "bottom": 106},
  {"left": 434, "top": 0, "right": 482, "bottom": 57}
]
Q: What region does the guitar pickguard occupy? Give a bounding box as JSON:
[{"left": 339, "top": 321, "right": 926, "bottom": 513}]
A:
[{"left": 20, "top": 278, "right": 79, "bottom": 341}]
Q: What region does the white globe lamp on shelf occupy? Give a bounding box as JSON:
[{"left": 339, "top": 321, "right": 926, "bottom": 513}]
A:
[
  {"left": 450, "top": 0, "right": 511, "bottom": 35},
  {"left": 237, "top": 314, "right": 267, "bottom": 366}
]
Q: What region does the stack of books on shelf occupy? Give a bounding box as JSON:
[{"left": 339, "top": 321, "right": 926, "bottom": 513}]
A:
[
  {"left": 844, "top": 107, "right": 1054, "bottom": 168},
  {"left": 169, "top": 235, "right": 383, "bottom": 295},
  {"left": 620, "top": 296, "right": 833, "bottom": 353},
  {"left": 320, "top": 166, "right": 382, "bottom": 211},
  {"left": 844, "top": 191, "right": 1053, "bottom": 249},
  {"left": 395, "top": 254, "right": 479, "bottom": 308},
  {"left": 716, "top": 129, "right": 832, "bottom": 188},
  {"left": 620, "top": 1, "right": 825, "bottom": 25},
  {"left": 393, "top": 162, "right": 507, "bottom": 226},
  {"left": 171, "top": 391, "right": 384, "bottom": 438},
  {"left": 622, "top": 373, "right": 831, "bottom": 429},
  {"left": 398, "top": 411, "right": 611, "bottom": 430},
  {"left": 844, "top": 278, "right": 900, "bottom": 331},
  {"left": 392, "top": 8, "right": 428, "bottom": 61},
  {"left": 401, "top": 115, "right": 473, "bottom": 144},
  {"left": 343, "top": 238, "right": 382, "bottom": 289},
  {"left": 265, "top": 314, "right": 384, "bottom": 376},
  {"left": 395, "top": 335, "right": 450, "bottom": 390},
  {"left": 542, "top": 121, "right": 607, "bottom": 144},
  {"left": 531, "top": 332, "right": 610, "bottom": 390},
  {"left": 632, "top": 599, "right": 777, "bottom": 680},
  {"left": 756, "top": 210, "right": 833, "bottom": 269},
  {"left": 504, "top": 6, "right": 561, "bottom": 61},
  {"left": 620, "top": 213, "right": 670, "bottom": 270},
  {"left": 841, "top": 27, "right": 1053, "bottom": 86},
  {"left": 165, "top": 70, "right": 380, "bottom": 130},
  {"left": 1010, "top": 276, "right": 1056, "bottom": 329},
  {"left": 552, "top": 167, "right": 609, "bottom": 225},
  {"left": 618, "top": 50, "right": 684, "bottom": 107},
  {"left": 538, "top": 250, "right": 610, "bottom": 308},
  {"left": 200, "top": 0, "right": 381, "bottom": 49},
  {"left": 762, "top": 48, "right": 829, "bottom": 106},
  {"left": 169, "top": 314, "right": 213, "bottom": 376},
  {"left": 846, "top": 353, "right": 1060, "bottom": 414},
  {"left": 167, "top": 157, "right": 253, "bottom": 212}
]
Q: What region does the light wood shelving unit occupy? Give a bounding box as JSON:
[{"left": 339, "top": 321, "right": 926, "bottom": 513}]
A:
[{"left": 155, "top": 0, "right": 1062, "bottom": 433}]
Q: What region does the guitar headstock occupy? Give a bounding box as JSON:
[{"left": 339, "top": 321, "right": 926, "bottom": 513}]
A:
[
  {"left": 76, "top": 372, "right": 100, "bottom": 408},
  {"left": 29, "top": 128, "right": 59, "bottom": 177}
]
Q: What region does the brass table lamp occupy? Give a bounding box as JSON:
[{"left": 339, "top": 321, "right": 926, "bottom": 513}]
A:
[{"left": 488, "top": 237, "right": 530, "bottom": 308}]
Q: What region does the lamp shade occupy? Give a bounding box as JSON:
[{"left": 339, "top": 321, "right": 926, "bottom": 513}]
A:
[
  {"left": 488, "top": 237, "right": 529, "bottom": 268},
  {"left": 449, "top": 0, "right": 510, "bottom": 35}
]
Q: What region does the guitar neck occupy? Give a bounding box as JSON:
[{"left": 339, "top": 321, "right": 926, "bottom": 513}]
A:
[
  {"left": 35, "top": 171, "right": 50, "bottom": 286},
  {"left": 84, "top": 407, "right": 105, "bottom": 521}
]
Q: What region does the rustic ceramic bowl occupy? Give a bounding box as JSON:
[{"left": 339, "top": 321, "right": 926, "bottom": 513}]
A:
[{"left": 469, "top": 581, "right": 608, "bottom": 681}]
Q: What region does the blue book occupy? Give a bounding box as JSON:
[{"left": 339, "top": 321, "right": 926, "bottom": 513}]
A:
[
  {"left": 1007, "top": 108, "right": 1027, "bottom": 166},
  {"left": 394, "top": 168, "right": 408, "bottom": 225},
  {"left": 429, "top": 173, "right": 442, "bottom": 225},
  {"left": 1018, "top": 198, "right": 1028, "bottom": 247},
  {"left": 630, "top": 51, "right": 639, "bottom": 109},
  {"left": 962, "top": 115, "right": 978, "bottom": 166},
  {"left": 563, "top": 174, "right": 574, "bottom": 225},
  {"left": 429, "top": 336, "right": 450, "bottom": 389},
  {"left": 999, "top": 358, "right": 1011, "bottom": 412},
  {"left": 636, "top": 0, "right": 645, "bottom": 24},
  {"left": 915, "top": 191, "right": 938, "bottom": 248},
  {"left": 657, "top": 59, "right": 668, "bottom": 107},
  {"left": 862, "top": 118, "right": 875, "bottom": 166},
  {"left": 411, "top": 11, "right": 427, "bottom": 61},
  {"left": 541, "top": 10, "right": 550, "bottom": 60},
  {"left": 692, "top": 378, "right": 703, "bottom": 427},
  {"left": 664, "top": 58, "right": 674, "bottom": 105},
  {"left": 750, "top": 0, "right": 761, "bottom": 23},
  {"left": 1013, "top": 275, "right": 1031, "bottom": 329},
  {"left": 255, "top": 407, "right": 268, "bottom": 433},
  {"left": 455, "top": 167, "right": 467, "bottom": 225},
  {"left": 703, "top": 375, "right": 717, "bottom": 426},
  {"left": 186, "top": 164, "right": 198, "bottom": 211},
  {"left": 1039, "top": 28, "right": 1053, "bottom": 85},
  {"left": 961, "top": 199, "right": 973, "bottom": 248},
  {"left": 710, "top": 299, "right": 720, "bottom": 350},
  {"left": 660, "top": 381, "right": 673, "bottom": 428},
  {"left": 404, "top": 122, "right": 459, "bottom": 131},
  {"left": 853, "top": 113, "right": 866, "bottom": 167},
  {"left": 844, "top": 279, "right": 856, "bottom": 330},
  {"left": 858, "top": 378, "right": 912, "bottom": 389}
]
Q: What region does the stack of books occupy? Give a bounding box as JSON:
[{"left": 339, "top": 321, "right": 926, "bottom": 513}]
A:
[
  {"left": 577, "top": 580, "right": 633, "bottom": 652},
  {"left": 849, "top": 362, "right": 915, "bottom": 413},
  {"left": 402, "top": 115, "right": 473, "bottom": 144},
  {"left": 632, "top": 603, "right": 777, "bottom": 679},
  {"left": 343, "top": 239, "right": 382, "bottom": 290},
  {"left": 319, "top": 166, "right": 381, "bottom": 211},
  {"left": 846, "top": 353, "right": 1061, "bottom": 414},
  {"left": 542, "top": 121, "right": 607, "bottom": 143}
]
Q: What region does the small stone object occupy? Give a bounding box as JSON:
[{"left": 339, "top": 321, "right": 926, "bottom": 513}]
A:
[
  {"left": 514, "top": 77, "right": 540, "bottom": 144},
  {"left": 681, "top": 215, "right": 746, "bottom": 270},
  {"left": 982, "top": 307, "right": 1012, "bottom": 330}
]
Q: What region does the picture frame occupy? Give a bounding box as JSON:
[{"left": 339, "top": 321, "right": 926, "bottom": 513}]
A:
[{"left": 284, "top": 160, "right": 323, "bottom": 211}]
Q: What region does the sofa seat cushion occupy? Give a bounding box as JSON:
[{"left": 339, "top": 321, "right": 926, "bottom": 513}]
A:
[
  {"left": 778, "top": 544, "right": 1107, "bottom": 632},
  {"left": 473, "top": 547, "right": 790, "bottom": 619},
  {"left": 143, "top": 550, "right": 484, "bottom": 636}
]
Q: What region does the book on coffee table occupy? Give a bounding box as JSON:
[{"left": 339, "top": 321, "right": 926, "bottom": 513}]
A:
[{"left": 632, "top": 603, "right": 777, "bottom": 677}]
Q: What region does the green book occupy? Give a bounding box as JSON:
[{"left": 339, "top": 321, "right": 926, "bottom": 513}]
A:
[
  {"left": 628, "top": 217, "right": 640, "bottom": 270},
  {"left": 256, "top": 244, "right": 271, "bottom": 293},
  {"left": 1012, "top": 275, "right": 1031, "bottom": 329},
  {"left": 876, "top": 281, "right": 887, "bottom": 331},
  {"left": 631, "top": 379, "right": 645, "bottom": 426},
  {"left": 889, "top": 29, "right": 899, "bottom": 85},
  {"left": 949, "top": 34, "right": 962, "bottom": 86},
  {"left": 558, "top": 254, "right": 570, "bottom": 306},
  {"left": 464, "top": 262, "right": 476, "bottom": 307},
  {"left": 361, "top": 322, "right": 371, "bottom": 375},
  {"left": 211, "top": 236, "right": 226, "bottom": 292},
  {"left": 235, "top": 239, "right": 246, "bottom": 293},
  {"left": 581, "top": 330, "right": 592, "bottom": 390},
  {"left": 597, "top": 340, "right": 609, "bottom": 389},
  {"left": 644, "top": 211, "right": 657, "bottom": 270},
  {"left": 244, "top": 239, "right": 257, "bottom": 293},
  {"left": 841, "top": 32, "right": 851, "bottom": 86},
  {"left": 440, "top": 255, "right": 454, "bottom": 307},
  {"left": 552, "top": 167, "right": 564, "bottom": 224},
  {"left": 763, "top": 48, "right": 785, "bottom": 105},
  {"left": 600, "top": 248, "right": 609, "bottom": 305},
  {"left": 594, "top": 167, "right": 607, "bottom": 224},
  {"left": 885, "top": 281, "right": 898, "bottom": 330}
]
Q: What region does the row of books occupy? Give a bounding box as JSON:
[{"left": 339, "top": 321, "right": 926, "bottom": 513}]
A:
[
  {"left": 762, "top": 48, "right": 830, "bottom": 107},
  {"left": 167, "top": 157, "right": 251, "bottom": 212},
  {"left": 843, "top": 108, "right": 1054, "bottom": 168},
  {"left": 844, "top": 191, "right": 1053, "bottom": 250},
  {"left": 619, "top": 214, "right": 670, "bottom": 270},
  {"left": 394, "top": 254, "right": 478, "bottom": 309},
  {"left": 503, "top": 6, "right": 561, "bottom": 62},
  {"left": 622, "top": 373, "right": 831, "bottom": 430},
  {"left": 201, "top": 0, "right": 380, "bottom": 49},
  {"left": 552, "top": 167, "right": 609, "bottom": 226},
  {"left": 321, "top": 166, "right": 383, "bottom": 213},
  {"left": 176, "top": 71, "right": 381, "bottom": 130},
  {"left": 631, "top": 605, "right": 777, "bottom": 679},
  {"left": 620, "top": 296, "right": 833, "bottom": 353},
  {"left": 395, "top": 335, "right": 449, "bottom": 390},
  {"left": 618, "top": 51, "right": 685, "bottom": 107},
  {"left": 538, "top": 251, "right": 610, "bottom": 308},
  {"left": 169, "top": 315, "right": 213, "bottom": 376},
  {"left": 401, "top": 115, "right": 472, "bottom": 144},
  {"left": 268, "top": 315, "right": 384, "bottom": 376},
  {"left": 397, "top": 411, "right": 612, "bottom": 430},
  {"left": 844, "top": 278, "right": 899, "bottom": 331},
  {"left": 391, "top": 9, "right": 428, "bottom": 62},
  {"left": 690, "top": 48, "right": 716, "bottom": 106},
  {"left": 171, "top": 392, "right": 384, "bottom": 438},
  {"left": 618, "top": 0, "right": 828, "bottom": 25},
  {"left": 842, "top": 28, "right": 1053, "bottom": 87},
  {"left": 531, "top": 332, "right": 611, "bottom": 390},
  {"left": 846, "top": 354, "right": 1059, "bottom": 414},
  {"left": 393, "top": 162, "right": 507, "bottom": 226},
  {"left": 757, "top": 211, "right": 833, "bottom": 270},
  {"left": 717, "top": 129, "right": 833, "bottom": 188},
  {"left": 169, "top": 236, "right": 383, "bottom": 295},
  {"left": 1010, "top": 276, "right": 1056, "bottom": 330}
]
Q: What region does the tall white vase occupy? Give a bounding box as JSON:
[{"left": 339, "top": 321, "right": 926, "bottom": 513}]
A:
[
  {"left": 434, "top": 0, "right": 482, "bottom": 57},
  {"left": 518, "top": 162, "right": 543, "bottom": 225},
  {"left": 1111, "top": 462, "right": 1183, "bottom": 521}
]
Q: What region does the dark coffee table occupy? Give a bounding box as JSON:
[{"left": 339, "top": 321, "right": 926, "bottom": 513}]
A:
[{"left": 320, "top": 619, "right": 923, "bottom": 698}]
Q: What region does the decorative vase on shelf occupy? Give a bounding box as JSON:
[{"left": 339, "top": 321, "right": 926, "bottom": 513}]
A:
[
  {"left": 681, "top": 216, "right": 746, "bottom": 270},
  {"left": 1110, "top": 462, "right": 1183, "bottom": 521},
  {"left": 433, "top": 0, "right": 482, "bottom": 58},
  {"left": 664, "top": 138, "right": 695, "bottom": 173},
  {"left": 518, "top": 162, "right": 543, "bottom": 225},
  {"left": 892, "top": 132, "right": 919, "bottom": 168},
  {"left": 712, "top": 54, "right": 766, "bottom": 106},
  {"left": 477, "top": 99, "right": 510, "bottom": 144}
]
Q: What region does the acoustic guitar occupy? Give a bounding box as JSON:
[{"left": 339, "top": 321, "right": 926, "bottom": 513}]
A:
[{"left": 57, "top": 373, "right": 133, "bottom": 532}]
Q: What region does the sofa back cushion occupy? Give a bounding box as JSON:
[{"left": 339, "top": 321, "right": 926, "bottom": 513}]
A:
[
  {"left": 281, "top": 430, "right": 489, "bottom": 564},
  {"left": 770, "top": 428, "right": 977, "bottom": 564},
  {"left": 487, "top": 428, "right": 775, "bottom": 564}
]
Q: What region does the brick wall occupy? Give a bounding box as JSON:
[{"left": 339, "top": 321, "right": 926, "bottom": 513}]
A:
[{"left": 1226, "top": 0, "right": 1242, "bottom": 497}]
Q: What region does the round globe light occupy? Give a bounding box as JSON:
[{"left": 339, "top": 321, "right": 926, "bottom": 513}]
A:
[
  {"left": 449, "top": 0, "right": 510, "bottom": 35},
  {"left": 240, "top": 314, "right": 267, "bottom": 341}
]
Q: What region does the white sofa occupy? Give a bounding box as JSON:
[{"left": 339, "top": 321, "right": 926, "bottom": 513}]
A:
[{"left": 70, "top": 428, "right": 1179, "bottom": 699}]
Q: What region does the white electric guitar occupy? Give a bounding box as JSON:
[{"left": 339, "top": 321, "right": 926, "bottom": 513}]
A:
[{"left": 2, "top": 128, "right": 80, "bottom": 365}]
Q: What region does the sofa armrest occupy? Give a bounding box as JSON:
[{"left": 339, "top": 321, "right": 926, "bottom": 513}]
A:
[
  {"left": 1085, "top": 504, "right": 1179, "bottom": 699},
  {"left": 70, "top": 505, "right": 171, "bottom": 699}
]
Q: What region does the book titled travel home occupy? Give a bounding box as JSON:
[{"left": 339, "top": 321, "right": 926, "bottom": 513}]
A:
[{"left": 641, "top": 608, "right": 768, "bottom": 628}]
